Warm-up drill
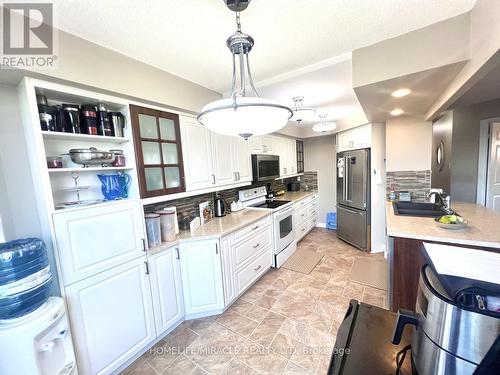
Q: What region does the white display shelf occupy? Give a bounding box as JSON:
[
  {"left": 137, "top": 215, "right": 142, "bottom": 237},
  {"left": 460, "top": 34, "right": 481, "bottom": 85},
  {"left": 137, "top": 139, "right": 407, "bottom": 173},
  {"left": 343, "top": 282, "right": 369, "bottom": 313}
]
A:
[
  {"left": 48, "top": 166, "right": 133, "bottom": 173},
  {"left": 41, "top": 131, "right": 130, "bottom": 144}
]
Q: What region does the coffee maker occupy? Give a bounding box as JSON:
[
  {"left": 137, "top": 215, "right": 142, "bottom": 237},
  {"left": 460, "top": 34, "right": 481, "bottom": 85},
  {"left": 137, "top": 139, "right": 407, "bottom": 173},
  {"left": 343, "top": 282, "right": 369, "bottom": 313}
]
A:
[
  {"left": 214, "top": 194, "right": 226, "bottom": 217},
  {"left": 392, "top": 265, "right": 500, "bottom": 374}
]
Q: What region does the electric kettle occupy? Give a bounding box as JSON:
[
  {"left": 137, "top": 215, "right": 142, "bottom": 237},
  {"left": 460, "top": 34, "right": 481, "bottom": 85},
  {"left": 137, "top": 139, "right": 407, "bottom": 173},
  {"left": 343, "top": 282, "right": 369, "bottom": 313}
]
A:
[{"left": 214, "top": 194, "right": 226, "bottom": 217}]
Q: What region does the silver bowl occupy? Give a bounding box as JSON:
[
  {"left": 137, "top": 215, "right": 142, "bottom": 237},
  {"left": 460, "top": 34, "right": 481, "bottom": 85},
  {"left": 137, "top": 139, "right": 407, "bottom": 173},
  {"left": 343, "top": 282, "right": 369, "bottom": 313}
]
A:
[{"left": 68, "top": 147, "right": 115, "bottom": 167}]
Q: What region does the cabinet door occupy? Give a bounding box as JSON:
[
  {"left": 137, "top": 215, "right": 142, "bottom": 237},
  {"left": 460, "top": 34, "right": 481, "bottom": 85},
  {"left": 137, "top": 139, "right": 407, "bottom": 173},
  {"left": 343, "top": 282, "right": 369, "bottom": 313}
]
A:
[
  {"left": 129, "top": 105, "right": 185, "bottom": 197},
  {"left": 149, "top": 247, "right": 184, "bottom": 336},
  {"left": 337, "top": 131, "right": 351, "bottom": 152},
  {"left": 180, "top": 116, "right": 215, "bottom": 191},
  {"left": 250, "top": 136, "right": 263, "bottom": 153},
  {"left": 65, "top": 257, "right": 155, "bottom": 375},
  {"left": 179, "top": 239, "right": 224, "bottom": 316},
  {"left": 233, "top": 137, "right": 253, "bottom": 182},
  {"left": 262, "top": 135, "right": 274, "bottom": 153},
  {"left": 288, "top": 138, "right": 297, "bottom": 175},
  {"left": 211, "top": 132, "right": 237, "bottom": 186},
  {"left": 220, "top": 236, "right": 236, "bottom": 306},
  {"left": 53, "top": 201, "right": 145, "bottom": 286},
  {"left": 353, "top": 125, "right": 372, "bottom": 149},
  {"left": 273, "top": 137, "right": 287, "bottom": 176}
]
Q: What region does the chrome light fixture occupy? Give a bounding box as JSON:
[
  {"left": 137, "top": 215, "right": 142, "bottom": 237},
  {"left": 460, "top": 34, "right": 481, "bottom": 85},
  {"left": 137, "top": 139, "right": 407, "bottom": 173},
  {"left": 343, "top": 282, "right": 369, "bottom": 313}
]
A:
[
  {"left": 291, "top": 96, "right": 317, "bottom": 123},
  {"left": 313, "top": 113, "right": 337, "bottom": 133},
  {"left": 197, "top": 0, "right": 293, "bottom": 139}
]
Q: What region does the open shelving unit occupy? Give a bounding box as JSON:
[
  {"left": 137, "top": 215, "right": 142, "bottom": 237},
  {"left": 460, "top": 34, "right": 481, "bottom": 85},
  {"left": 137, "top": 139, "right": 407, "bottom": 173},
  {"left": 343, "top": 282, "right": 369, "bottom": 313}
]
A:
[{"left": 20, "top": 78, "right": 140, "bottom": 212}]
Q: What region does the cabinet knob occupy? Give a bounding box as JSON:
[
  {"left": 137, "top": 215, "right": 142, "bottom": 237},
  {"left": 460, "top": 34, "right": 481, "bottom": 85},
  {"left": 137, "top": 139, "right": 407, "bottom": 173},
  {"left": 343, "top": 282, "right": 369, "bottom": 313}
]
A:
[
  {"left": 253, "top": 243, "right": 260, "bottom": 249},
  {"left": 251, "top": 225, "right": 259, "bottom": 230},
  {"left": 254, "top": 265, "right": 262, "bottom": 271}
]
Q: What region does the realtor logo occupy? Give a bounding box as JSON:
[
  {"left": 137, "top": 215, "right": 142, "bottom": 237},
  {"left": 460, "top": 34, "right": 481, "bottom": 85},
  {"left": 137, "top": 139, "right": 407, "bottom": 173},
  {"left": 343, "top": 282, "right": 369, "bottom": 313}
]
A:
[{"left": 1, "top": 2, "right": 58, "bottom": 68}]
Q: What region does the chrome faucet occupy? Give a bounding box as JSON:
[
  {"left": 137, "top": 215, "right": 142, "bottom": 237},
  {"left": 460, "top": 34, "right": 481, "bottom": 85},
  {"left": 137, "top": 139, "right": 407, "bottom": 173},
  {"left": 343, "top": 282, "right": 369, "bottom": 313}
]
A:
[{"left": 427, "top": 191, "right": 453, "bottom": 214}]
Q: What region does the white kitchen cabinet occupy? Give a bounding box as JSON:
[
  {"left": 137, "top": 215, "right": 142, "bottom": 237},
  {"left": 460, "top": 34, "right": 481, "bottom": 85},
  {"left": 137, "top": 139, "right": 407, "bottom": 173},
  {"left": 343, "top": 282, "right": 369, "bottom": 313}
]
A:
[
  {"left": 233, "top": 137, "right": 253, "bottom": 182},
  {"left": 220, "top": 236, "right": 236, "bottom": 306},
  {"left": 274, "top": 136, "right": 298, "bottom": 177},
  {"left": 179, "top": 239, "right": 224, "bottom": 317},
  {"left": 251, "top": 135, "right": 274, "bottom": 154},
  {"left": 65, "top": 257, "right": 155, "bottom": 375},
  {"left": 52, "top": 200, "right": 145, "bottom": 286},
  {"left": 295, "top": 194, "right": 319, "bottom": 242},
  {"left": 211, "top": 132, "right": 236, "bottom": 186},
  {"left": 149, "top": 247, "right": 184, "bottom": 336},
  {"left": 180, "top": 116, "right": 215, "bottom": 191},
  {"left": 337, "top": 124, "right": 372, "bottom": 152}
]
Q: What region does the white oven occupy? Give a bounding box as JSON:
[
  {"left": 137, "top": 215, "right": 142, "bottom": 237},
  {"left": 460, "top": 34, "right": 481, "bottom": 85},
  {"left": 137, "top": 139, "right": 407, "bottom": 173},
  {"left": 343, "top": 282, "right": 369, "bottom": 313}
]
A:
[{"left": 274, "top": 205, "right": 294, "bottom": 254}]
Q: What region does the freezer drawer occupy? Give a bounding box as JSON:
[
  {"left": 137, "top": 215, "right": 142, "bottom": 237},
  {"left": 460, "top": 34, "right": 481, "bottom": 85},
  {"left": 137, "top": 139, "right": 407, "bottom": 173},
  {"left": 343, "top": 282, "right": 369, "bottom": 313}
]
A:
[{"left": 337, "top": 205, "right": 368, "bottom": 251}]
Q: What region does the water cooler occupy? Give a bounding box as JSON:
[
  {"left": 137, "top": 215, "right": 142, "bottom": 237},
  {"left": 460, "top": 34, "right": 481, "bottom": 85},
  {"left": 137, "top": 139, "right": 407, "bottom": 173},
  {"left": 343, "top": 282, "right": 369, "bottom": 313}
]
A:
[{"left": 0, "top": 238, "right": 77, "bottom": 374}]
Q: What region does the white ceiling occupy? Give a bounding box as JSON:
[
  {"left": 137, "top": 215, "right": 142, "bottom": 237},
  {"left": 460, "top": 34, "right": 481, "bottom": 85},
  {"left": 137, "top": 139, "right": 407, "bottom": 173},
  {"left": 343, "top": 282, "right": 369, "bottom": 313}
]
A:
[{"left": 51, "top": 0, "right": 476, "bottom": 94}]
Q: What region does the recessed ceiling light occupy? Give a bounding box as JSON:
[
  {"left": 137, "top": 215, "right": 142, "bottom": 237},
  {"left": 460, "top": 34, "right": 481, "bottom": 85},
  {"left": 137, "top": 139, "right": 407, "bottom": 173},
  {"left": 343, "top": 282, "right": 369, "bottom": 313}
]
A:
[
  {"left": 391, "top": 88, "right": 411, "bottom": 98},
  {"left": 390, "top": 108, "right": 404, "bottom": 116}
]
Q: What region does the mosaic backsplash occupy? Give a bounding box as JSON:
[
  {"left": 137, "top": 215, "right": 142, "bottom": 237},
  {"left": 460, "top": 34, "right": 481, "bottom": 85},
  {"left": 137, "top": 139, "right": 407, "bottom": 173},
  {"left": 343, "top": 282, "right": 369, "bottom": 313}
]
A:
[
  {"left": 386, "top": 170, "right": 431, "bottom": 201},
  {"left": 144, "top": 171, "right": 319, "bottom": 225}
]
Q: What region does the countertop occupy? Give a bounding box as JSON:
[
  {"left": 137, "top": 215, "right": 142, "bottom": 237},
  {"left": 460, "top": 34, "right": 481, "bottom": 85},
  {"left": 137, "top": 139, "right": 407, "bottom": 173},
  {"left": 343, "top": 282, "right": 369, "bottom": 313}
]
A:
[
  {"left": 149, "top": 209, "right": 271, "bottom": 253},
  {"left": 274, "top": 190, "right": 317, "bottom": 203},
  {"left": 386, "top": 201, "right": 500, "bottom": 248}
]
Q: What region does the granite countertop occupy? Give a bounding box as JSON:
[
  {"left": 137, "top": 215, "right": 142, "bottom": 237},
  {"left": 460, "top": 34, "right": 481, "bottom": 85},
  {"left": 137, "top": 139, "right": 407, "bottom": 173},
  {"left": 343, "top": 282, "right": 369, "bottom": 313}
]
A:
[
  {"left": 386, "top": 201, "right": 500, "bottom": 248},
  {"left": 149, "top": 209, "right": 271, "bottom": 253},
  {"left": 274, "top": 191, "right": 317, "bottom": 203}
]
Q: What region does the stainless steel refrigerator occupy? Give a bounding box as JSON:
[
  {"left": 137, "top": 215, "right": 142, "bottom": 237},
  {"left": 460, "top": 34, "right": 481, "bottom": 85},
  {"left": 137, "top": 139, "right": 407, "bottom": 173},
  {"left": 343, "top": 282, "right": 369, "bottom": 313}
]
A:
[{"left": 336, "top": 148, "right": 371, "bottom": 251}]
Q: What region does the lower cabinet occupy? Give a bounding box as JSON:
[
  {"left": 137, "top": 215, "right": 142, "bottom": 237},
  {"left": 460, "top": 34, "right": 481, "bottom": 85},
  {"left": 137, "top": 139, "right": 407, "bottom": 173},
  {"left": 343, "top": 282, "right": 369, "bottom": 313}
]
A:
[
  {"left": 295, "top": 194, "right": 319, "bottom": 242},
  {"left": 149, "top": 247, "right": 184, "bottom": 336},
  {"left": 179, "top": 239, "right": 224, "bottom": 317},
  {"left": 220, "top": 236, "right": 237, "bottom": 306},
  {"left": 65, "top": 257, "right": 155, "bottom": 375}
]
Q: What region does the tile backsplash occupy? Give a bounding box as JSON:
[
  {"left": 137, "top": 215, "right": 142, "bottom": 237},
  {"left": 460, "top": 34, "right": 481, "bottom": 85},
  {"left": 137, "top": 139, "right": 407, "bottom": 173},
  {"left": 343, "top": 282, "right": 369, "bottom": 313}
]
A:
[{"left": 386, "top": 170, "right": 431, "bottom": 201}]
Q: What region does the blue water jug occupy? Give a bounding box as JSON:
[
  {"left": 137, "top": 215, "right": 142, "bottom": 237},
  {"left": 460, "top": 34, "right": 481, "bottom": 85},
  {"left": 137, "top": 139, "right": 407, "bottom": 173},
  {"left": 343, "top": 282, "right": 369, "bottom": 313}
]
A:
[{"left": 97, "top": 173, "right": 131, "bottom": 200}]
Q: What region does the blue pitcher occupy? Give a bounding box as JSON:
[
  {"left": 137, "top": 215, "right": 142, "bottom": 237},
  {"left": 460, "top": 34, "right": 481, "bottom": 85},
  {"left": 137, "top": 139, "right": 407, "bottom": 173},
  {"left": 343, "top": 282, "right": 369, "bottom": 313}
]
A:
[{"left": 97, "top": 173, "right": 131, "bottom": 200}]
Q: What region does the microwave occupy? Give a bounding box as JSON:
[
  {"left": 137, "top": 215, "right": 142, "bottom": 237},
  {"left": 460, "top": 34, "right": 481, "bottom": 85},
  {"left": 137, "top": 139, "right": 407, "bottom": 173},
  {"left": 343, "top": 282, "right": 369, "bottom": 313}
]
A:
[{"left": 252, "top": 154, "right": 280, "bottom": 182}]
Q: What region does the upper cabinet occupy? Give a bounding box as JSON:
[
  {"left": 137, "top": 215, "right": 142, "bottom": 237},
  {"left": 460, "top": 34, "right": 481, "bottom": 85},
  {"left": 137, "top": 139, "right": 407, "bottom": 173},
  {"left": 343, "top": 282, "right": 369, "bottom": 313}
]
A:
[
  {"left": 251, "top": 135, "right": 275, "bottom": 154},
  {"left": 337, "top": 124, "right": 372, "bottom": 152},
  {"left": 180, "top": 116, "right": 253, "bottom": 192},
  {"left": 274, "top": 136, "right": 298, "bottom": 178},
  {"left": 296, "top": 140, "right": 304, "bottom": 173},
  {"left": 130, "top": 105, "right": 185, "bottom": 197}
]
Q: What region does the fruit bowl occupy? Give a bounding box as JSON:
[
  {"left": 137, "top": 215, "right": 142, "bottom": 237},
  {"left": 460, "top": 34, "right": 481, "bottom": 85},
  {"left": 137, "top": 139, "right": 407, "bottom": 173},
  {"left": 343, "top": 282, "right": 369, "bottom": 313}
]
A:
[{"left": 435, "top": 214, "right": 468, "bottom": 230}]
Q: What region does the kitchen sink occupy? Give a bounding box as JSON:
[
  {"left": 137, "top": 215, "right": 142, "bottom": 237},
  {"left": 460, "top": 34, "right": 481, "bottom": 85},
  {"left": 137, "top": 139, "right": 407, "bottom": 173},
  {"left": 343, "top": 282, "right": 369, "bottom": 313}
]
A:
[{"left": 392, "top": 202, "right": 448, "bottom": 217}]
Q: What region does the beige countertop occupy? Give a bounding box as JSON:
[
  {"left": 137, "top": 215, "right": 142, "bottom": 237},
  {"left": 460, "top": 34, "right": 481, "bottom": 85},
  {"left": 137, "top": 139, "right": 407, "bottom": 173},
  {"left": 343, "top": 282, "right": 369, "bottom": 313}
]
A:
[
  {"left": 274, "top": 190, "right": 317, "bottom": 203},
  {"left": 149, "top": 209, "right": 271, "bottom": 253},
  {"left": 386, "top": 201, "right": 500, "bottom": 248}
]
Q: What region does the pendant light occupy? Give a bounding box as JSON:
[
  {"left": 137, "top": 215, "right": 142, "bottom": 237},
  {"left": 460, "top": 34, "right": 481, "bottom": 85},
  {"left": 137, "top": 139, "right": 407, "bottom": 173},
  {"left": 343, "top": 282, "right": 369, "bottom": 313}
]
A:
[
  {"left": 197, "top": 0, "right": 293, "bottom": 139},
  {"left": 313, "top": 113, "right": 337, "bottom": 133},
  {"left": 290, "top": 96, "right": 317, "bottom": 123}
]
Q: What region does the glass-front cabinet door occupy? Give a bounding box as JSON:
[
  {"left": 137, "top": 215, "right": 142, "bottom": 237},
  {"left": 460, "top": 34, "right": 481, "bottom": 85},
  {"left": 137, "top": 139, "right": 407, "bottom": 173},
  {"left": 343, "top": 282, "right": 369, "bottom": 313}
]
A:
[
  {"left": 296, "top": 140, "right": 304, "bottom": 173},
  {"left": 130, "top": 105, "right": 185, "bottom": 197}
]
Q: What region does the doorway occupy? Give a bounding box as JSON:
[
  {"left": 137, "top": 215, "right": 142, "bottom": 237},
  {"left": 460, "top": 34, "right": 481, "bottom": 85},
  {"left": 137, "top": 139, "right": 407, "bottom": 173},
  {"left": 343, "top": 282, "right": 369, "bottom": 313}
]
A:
[{"left": 477, "top": 118, "right": 500, "bottom": 211}]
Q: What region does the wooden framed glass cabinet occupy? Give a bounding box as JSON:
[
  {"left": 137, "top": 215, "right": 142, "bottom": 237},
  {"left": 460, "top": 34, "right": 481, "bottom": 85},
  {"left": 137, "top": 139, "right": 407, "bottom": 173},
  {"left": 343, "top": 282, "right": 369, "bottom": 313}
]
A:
[
  {"left": 296, "top": 140, "right": 304, "bottom": 173},
  {"left": 130, "top": 105, "right": 185, "bottom": 197}
]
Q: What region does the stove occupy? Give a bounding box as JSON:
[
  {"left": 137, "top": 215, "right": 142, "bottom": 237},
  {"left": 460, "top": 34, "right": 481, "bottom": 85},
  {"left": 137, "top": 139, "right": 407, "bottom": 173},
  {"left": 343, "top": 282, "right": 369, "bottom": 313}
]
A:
[{"left": 238, "top": 186, "right": 297, "bottom": 268}]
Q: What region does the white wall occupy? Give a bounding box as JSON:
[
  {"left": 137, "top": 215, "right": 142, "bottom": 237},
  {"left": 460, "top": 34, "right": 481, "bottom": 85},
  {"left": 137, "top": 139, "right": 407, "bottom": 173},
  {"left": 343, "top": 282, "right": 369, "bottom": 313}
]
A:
[
  {"left": 371, "top": 123, "right": 386, "bottom": 253},
  {"left": 386, "top": 117, "right": 432, "bottom": 171},
  {"left": 304, "top": 135, "right": 336, "bottom": 224}
]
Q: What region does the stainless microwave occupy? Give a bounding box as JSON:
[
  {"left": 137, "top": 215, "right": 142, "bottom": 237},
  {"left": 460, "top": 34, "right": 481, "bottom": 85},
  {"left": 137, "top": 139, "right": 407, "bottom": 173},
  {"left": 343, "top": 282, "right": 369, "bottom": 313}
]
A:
[{"left": 252, "top": 154, "right": 280, "bottom": 182}]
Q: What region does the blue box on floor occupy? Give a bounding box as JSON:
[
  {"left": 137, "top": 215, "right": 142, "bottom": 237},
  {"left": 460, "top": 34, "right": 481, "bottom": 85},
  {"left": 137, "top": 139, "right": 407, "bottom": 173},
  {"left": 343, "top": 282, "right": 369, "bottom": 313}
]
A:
[{"left": 326, "top": 212, "right": 337, "bottom": 230}]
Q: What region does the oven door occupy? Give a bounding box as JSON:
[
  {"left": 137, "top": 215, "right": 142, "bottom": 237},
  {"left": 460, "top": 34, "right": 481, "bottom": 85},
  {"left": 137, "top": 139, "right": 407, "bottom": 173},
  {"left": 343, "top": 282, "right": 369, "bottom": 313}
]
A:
[
  {"left": 252, "top": 154, "right": 280, "bottom": 181},
  {"left": 274, "top": 206, "right": 295, "bottom": 254}
]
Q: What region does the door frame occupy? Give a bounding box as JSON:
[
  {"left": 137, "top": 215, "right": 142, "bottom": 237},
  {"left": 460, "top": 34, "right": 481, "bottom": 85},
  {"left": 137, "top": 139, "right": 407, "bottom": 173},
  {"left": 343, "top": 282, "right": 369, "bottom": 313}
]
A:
[{"left": 477, "top": 117, "right": 500, "bottom": 205}]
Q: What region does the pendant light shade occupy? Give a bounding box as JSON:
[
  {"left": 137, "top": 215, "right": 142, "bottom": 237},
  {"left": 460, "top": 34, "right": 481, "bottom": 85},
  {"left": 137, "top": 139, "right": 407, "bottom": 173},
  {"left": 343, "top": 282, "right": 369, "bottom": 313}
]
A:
[
  {"left": 199, "top": 97, "right": 293, "bottom": 139},
  {"left": 290, "top": 96, "right": 317, "bottom": 123},
  {"left": 313, "top": 113, "right": 337, "bottom": 133},
  {"left": 197, "top": 1, "right": 292, "bottom": 139}
]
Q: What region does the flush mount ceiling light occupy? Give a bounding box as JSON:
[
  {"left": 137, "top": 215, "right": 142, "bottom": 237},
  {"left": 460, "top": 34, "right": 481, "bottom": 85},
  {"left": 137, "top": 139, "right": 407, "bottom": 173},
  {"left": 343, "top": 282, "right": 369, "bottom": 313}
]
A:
[
  {"left": 390, "top": 108, "right": 404, "bottom": 116},
  {"left": 312, "top": 113, "right": 337, "bottom": 133},
  {"left": 197, "top": 0, "right": 292, "bottom": 139},
  {"left": 290, "top": 96, "right": 317, "bottom": 123},
  {"left": 391, "top": 88, "right": 411, "bottom": 98}
]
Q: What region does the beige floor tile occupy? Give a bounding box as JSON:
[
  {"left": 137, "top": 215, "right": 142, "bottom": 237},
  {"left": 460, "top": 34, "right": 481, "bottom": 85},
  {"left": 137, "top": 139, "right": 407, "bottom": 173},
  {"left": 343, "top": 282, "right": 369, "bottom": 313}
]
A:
[
  {"left": 243, "top": 304, "right": 269, "bottom": 323},
  {"left": 237, "top": 348, "right": 288, "bottom": 375},
  {"left": 183, "top": 316, "right": 218, "bottom": 336},
  {"left": 255, "top": 294, "right": 278, "bottom": 309},
  {"left": 290, "top": 342, "right": 321, "bottom": 373},
  {"left": 227, "top": 299, "right": 255, "bottom": 315},
  {"left": 342, "top": 281, "right": 365, "bottom": 300},
  {"left": 122, "top": 358, "right": 155, "bottom": 375},
  {"left": 269, "top": 333, "right": 298, "bottom": 359},
  {"left": 315, "top": 354, "right": 331, "bottom": 375},
  {"left": 163, "top": 326, "right": 199, "bottom": 351},
  {"left": 249, "top": 311, "right": 286, "bottom": 347},
  {"left": 162, "top": 354, "right": 197, "bottom": 375},
  {"left": 283, "top": 361, "right": 312, "bottom": 374},
  {"left": 221, "top": 357, "right": 253, "bottom": 375},
  {"left": 216, "top": 310, "right": 259, "bottom": 337},
  {"left": 191, "top": 366, "right": 209, "bottom": 375}
]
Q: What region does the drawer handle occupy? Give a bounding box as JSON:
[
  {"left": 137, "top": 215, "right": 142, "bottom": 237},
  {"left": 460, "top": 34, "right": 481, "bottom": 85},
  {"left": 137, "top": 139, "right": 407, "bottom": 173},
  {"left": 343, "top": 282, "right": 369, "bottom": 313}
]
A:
[
  {"left": 254, "top": 265, "right": 262, "bottom": 271},
  {"left": 252, "top": 225, "right": 259, "bottom": 230},
  {"left": 301, "top": 213, "right": 305, "bottom": 217},
  {"left": 253, "top": 243, "right": 260, "bottom": 249},
  {"left": 301, "top": 228, "right": 305, "bottom": 232}
]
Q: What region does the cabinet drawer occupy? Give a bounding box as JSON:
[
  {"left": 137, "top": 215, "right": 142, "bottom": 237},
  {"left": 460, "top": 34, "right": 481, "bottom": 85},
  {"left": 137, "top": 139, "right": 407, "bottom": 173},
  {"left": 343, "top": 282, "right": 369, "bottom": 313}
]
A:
[
  {"left": 235, "top": 247, "right": 272, "bottom": 294},
  {"left": 233, "top": 227, "right": 272, "bottom": 269},
  {"left": 53, "top": 201, "right": 145, "bottom": 286},
  {"left": 294, "top": 205, "right": 308, "bottom": 224},
  {"left": 296, "top": 220, "right": 308, "bottom": 240},
  {"left": 233, "top": 216, "right": 271, "bottom": 244}
]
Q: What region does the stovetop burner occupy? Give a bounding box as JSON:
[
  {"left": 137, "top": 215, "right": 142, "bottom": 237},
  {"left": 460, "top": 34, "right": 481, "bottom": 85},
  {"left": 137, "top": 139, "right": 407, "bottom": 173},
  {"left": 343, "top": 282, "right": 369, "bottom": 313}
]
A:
[{"left": 254, "top": 200, "right": 291, "bottom": 209}]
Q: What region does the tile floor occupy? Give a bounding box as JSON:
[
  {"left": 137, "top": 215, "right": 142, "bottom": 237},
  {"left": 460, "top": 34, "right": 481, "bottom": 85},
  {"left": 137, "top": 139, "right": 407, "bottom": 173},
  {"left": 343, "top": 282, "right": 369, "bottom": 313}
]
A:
[{"left": 122, "top": 229, "right": 388, "bottom": 375}]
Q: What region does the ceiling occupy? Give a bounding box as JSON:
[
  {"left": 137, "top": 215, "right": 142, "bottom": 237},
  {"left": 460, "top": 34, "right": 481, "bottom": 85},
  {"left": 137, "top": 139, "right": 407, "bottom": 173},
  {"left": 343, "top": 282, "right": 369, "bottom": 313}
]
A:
[
  {"left": 51, "top": 0, "right": 476, "bottom": 94},
  {"left": 354, "top": 62, "right": 467, "bottom": 122}
]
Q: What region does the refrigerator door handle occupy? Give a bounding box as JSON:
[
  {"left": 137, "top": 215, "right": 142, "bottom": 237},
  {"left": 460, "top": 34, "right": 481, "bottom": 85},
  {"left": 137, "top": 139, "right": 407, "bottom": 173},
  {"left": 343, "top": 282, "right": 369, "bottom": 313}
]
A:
[
  {"left": 344, "top": 156, "right": 349, "bottom": 202},
  {"left": 339, "top": 205, "right": 360, "bottom": 215}
]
